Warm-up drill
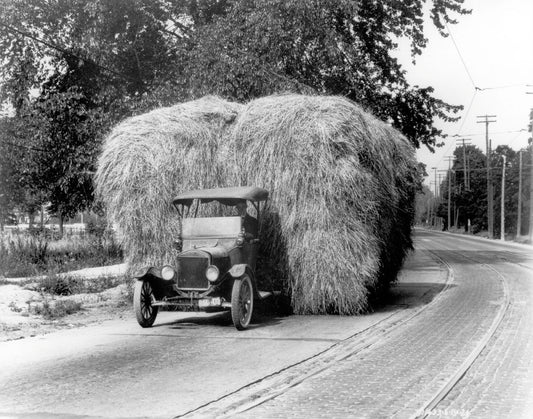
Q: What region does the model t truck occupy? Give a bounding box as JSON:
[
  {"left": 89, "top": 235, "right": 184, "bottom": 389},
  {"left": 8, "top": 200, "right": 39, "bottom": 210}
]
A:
[{"left": 133, "top": 186, "right": 270, "bottom": 330}]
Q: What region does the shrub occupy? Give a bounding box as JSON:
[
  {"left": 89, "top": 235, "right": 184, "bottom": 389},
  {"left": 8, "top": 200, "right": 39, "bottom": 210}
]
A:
[
  {"left": 36, "top": 274, "right": 124, "bottom": 295},
  {"left": 29, "top": 297, "right": 83, "bottom": 319},
  {"left": 0, "top": 229, "right": 122, "bottom": 277}
]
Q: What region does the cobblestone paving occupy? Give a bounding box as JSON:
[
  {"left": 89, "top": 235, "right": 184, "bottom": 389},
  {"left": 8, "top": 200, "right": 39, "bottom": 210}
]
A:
[
  {"left": 234, "top": 232, "right": 528, "bottom": 418},
  {"left": 432, "top": 248, "right": 533, "bottom": 418}
]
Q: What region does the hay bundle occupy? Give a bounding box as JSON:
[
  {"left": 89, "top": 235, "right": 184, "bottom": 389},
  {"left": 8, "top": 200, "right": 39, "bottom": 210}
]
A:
[
  {"left": 95, "top": 96, "right": 242, "bottom": 269},
  {"left": 96, "top": 93, "right": 416, "bottom": 315},
  {"left": 230, "top": 95, "right": 417, "bottom": 314}
]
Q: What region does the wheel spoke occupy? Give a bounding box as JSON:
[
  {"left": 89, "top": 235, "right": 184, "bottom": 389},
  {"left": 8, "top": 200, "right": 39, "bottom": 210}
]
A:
[
  {"left": 135, "top": 280, "right": 158, "bottom": 327},
  {"left": 240, "top": 280, "right": 251, "bottom": 322},
  {"left": 231, "top": 275, "right": 253, "bottom": 329},
  {"left": 141, "top": 282, "right": 153, "bottom": 319}
]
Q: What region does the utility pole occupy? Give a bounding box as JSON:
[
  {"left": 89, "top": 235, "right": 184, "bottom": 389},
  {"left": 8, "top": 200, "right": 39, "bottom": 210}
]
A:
[
  {"left": 456, "top": 138, "right": 472, "bottom": 232},
  {"left": 445, "top": 156, "right": 454, "bottom": 230},
  {"left": 517, "top": 150, "right": 523, "bottom": 238},
  {"left": 525, "top": 93, "right": 532, "bottom": 242},
  {"left": 448, "top": 166, "right": 452, "bottom": 231},
  {"left": 500, "top": 155, "right": 506, "bottom": 241},
  {"left": 466, "top": 150, "right": 470, "bottom": 190},
  {"left": 455, "top": 138, "right": 471, "bottom": 189},
  {"left": 529, "top": 140, "right": 533, "bottom": 243},
  {"left": 432, "top": 167, "right": 438, "bottom": 227},
  {"left": 477, "top": 115, "right": 497, "bottom": 238},
  {"left": 528, "top": 107, "right": 533, "bottom": 242},
  {"left": 461, "top": 139, "right": 468, "bottom": 190},
  {"left": 432, "top": 167, "right": 438, "bottom": 197}
]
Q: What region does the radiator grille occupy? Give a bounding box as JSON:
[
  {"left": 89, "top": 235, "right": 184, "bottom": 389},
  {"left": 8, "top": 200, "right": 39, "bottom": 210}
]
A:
[{"left": 178, "top": 256, "right": 209, "bottom": 289}]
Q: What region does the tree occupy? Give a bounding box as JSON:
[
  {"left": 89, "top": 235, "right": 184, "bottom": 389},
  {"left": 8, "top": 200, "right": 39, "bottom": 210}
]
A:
[
  {"left": 0, "top": 0, "right": 471, "bottom": 224},
  {"left": 183, "top": 0, "right": 469, "bottom": 149},
  {"left": 504, "top": 143, "right": 531, "bottom": 237},
  {"left": 26, "top": 87, "right": 103, "bottom": 235},
  {"left": 415, "top": 184, "right": 434, "bottom": 225},
  {"left": 438, "top": 145, "right": 487, "bottom": 233},
  {"left": 0, "top": 116, "right": 44, "bottom": 227},
  {"left": 0, "top": 0, "right": 186, "bottom": 229}
]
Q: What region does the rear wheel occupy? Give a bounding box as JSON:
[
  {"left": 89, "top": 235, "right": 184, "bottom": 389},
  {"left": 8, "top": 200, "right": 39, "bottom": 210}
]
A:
[
  {"left": 134, "top": 280, "right": 158, "bottom": 327},
  {"left": 231, "top": 274, "right": 254, "bottom": 330}
]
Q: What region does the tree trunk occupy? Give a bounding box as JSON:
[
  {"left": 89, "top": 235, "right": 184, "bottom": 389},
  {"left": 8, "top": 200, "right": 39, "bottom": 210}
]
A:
[
  {"left": 28, "top": 210, "right": 34, "bottom": 230},
  {"left": 58, "top": 213, "right": 64, "bottom": 238}
]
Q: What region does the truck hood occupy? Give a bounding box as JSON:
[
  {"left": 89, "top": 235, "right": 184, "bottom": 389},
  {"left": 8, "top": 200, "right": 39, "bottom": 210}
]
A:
[{"left": 179, "top": 245, "right": 230, "bottom": 260}]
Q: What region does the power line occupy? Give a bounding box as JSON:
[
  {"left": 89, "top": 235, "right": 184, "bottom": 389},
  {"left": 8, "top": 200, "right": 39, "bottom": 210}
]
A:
[
  {"left": 445, "top": 22, "right": 476, "bottom": 89},
  {"left": 476, "top": 84, "right": 530, "bottom": 91},
  {"left": 450, "top": 129, "right": 526, "bottom": 138},
  {"left": 508, "top": 130, "right": 528, "bottom": 147},
  {"left": 455, "top": 90, "right": 477, "bottom": 135},
  {"left": 444, "top": 23, "right": 530, "bottom": 93}
]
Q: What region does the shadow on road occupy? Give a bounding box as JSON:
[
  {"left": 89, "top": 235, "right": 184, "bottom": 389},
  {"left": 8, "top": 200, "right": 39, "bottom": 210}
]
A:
[
  {"left": 375, "top": 282, "right": 455, "bottom": 312},
  {"left": 151, "top": 309, "right": 285, "bottom": 330}
]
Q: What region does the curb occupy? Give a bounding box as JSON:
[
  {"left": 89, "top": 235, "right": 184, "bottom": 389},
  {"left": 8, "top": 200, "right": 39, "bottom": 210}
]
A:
[{"left": 416, "top": 227, "right": 532, "bottom": 250}]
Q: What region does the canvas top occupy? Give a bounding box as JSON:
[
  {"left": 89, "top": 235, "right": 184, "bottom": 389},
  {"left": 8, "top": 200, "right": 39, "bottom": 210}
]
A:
[{"left": 173, "top": 186, "right": 269, "bottom": 206}]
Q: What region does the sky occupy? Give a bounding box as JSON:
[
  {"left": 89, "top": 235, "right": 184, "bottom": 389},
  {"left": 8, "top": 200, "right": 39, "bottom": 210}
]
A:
[{"left": 394, "top": 0, "right": 533, "bottom": 191}]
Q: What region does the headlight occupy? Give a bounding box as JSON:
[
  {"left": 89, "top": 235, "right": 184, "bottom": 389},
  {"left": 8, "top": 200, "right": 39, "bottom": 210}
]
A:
[
  {"left": 161, "top": 265, "right": 176, "bottom": 281},
  {"left": 205, "top": 265, "right": 220, "bottom": 282}
]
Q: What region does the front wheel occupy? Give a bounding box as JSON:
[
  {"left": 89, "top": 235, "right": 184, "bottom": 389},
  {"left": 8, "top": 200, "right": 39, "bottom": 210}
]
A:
[
  {"left": 134, "top": 280, "right": 158, "bottom": 327},
  {"left": 231, "top": 274, "right": 254, "bottom": 330}
]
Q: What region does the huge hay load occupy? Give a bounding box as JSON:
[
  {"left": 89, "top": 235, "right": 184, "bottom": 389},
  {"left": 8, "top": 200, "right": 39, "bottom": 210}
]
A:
[
  {"left": 95, "top": 96, "right": 242, "bottom": 270},
  {"left": 230, "top": 95, "right": 417, "bottom": 314},
  {"left": 95, "top": 94, "right": 417, "bottom": 315}
]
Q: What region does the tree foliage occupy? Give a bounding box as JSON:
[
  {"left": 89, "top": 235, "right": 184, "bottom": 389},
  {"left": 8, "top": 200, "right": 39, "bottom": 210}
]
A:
[
  {"left": 183, "top": 0, "right": 468, "bottom": 148},
  {"left": 0, "top": 0, "right": 471, "bottom": 224},
  {"left": 435, "top": 142, "right": 531, "bottom": 236}
]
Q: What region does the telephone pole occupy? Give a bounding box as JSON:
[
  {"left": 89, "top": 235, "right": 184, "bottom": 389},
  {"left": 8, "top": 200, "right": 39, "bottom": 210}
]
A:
[
  {"left": 455, "top": 138, "right": 471, "bottom": 190},
  {"left": 500, "top": 155, "right": 506, "bottom": 241},
  {"left": 517, "top": 150, "right": 523, "bottom": 238},
  {"left": 528, "top": 107, "right": 533, "bottom": 242},
  {"left": 477, "top": 115, "right": 497, "bottom": 238},
  {"left": 445, "top": 156, "right": 455, "bottom": 230},
  {"left": 456, "top": 138, "right": 472, "bottom": 232},
  {"left": 432, "top": 167, "right": 438, "bottom": 227}
]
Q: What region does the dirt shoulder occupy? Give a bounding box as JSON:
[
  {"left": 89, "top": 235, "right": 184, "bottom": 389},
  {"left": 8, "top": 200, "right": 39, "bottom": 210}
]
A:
[{"left": 0, "top": 264, "right": 130, "bottom": 342}]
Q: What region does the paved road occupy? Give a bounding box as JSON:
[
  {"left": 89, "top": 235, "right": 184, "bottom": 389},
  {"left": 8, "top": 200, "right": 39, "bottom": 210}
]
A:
[
  {"left": 0, "top": 237, "right": 444, "bottom": 419},
  {"left": 0, "top": 230, "right": 531, "bottom": 418},
  {"left": 223, "top": 231, "right": 533, "bottom": 419}
]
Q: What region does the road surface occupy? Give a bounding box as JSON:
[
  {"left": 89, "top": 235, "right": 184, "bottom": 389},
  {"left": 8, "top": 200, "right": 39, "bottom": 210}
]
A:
[{"left": 0, "top": 230, "right": 531, "bottom": 418}]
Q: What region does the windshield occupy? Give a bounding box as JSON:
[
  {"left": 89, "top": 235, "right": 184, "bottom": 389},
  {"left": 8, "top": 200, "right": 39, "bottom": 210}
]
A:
[{"left": 177, "top": 199, "right": 258, "bottom": 219}]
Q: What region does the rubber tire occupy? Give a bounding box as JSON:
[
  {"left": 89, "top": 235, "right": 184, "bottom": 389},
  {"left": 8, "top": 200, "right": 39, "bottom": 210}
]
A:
[
  {"left": 134, "top": 280, "right": 159, "bottom": 328},
  {"left": 231, "top": 274, "right": 254, "bottom": 330}
]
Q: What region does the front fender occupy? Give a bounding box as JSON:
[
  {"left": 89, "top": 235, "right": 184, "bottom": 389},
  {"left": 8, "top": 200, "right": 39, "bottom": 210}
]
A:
[
  {"left": 132, "top": 267, "right": 170, "bottom": 300},
  {"left": 133, "top": 266, "right": 161, "bottom": 280},
  {"left": 228, "top": 264, "right": 249, "bottom": 278},
  {"left": 228, "top": 264, "right": 261, "bottom": 299}
]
